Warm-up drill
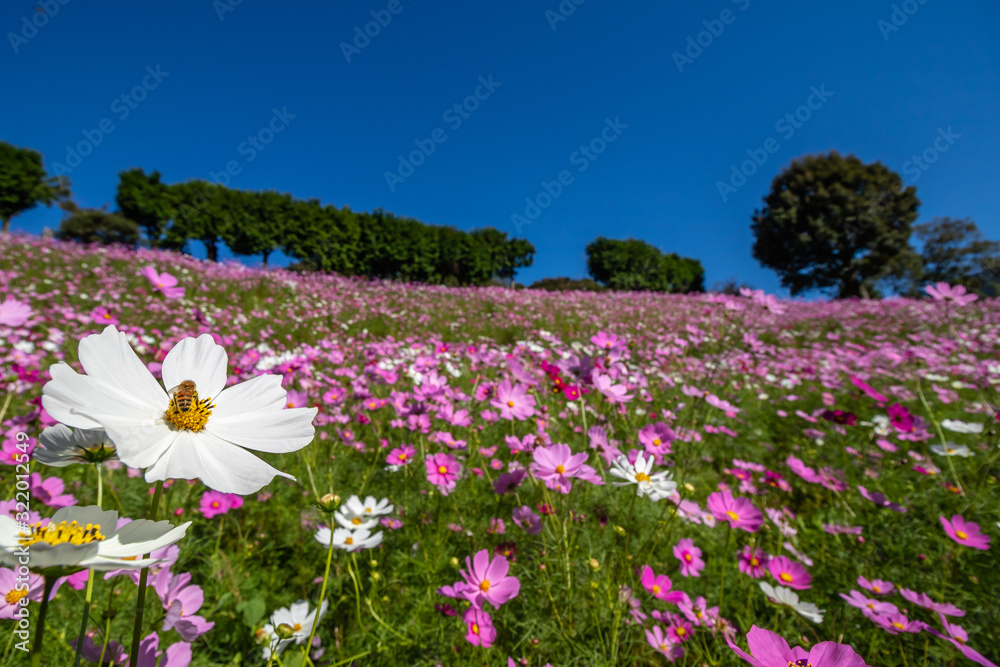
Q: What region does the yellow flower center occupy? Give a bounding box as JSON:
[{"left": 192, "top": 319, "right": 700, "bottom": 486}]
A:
[
  {"left": 555, "top": 465, "right": 566, "bottom": 474},
  {"left": 507, "top": 401, "right": 515, "bottom": 408},
  {"left": 684, "top": 554, "right": 692, "bottom": 562},
  {"left": 653, "top": 438, "right": 661, "bottom": 446},
  {"left": 676, "top": 627, "right": 687, "bottom": 637},
  {"left": 4, "top": 588, "right": 29, "bottom": 605},
  {"left": 211, "top": 502, "right": 220, "bottom": 508},
  {"left": 292, "top": 623, "right": 302, "bottom": 632},
  {"left": 635, "top": 472, "right": 651, "bottom": 483},
  {"left": 652, "top": 585, "right": 661, "bottom": 595},
  {"left": 479, "top": 580, "right": 491, "bottom": 592},
  {"left": 163, "top": 392, "right": 214, "bottom": 433},
  {"left": 955, "top": 530, "right": 968, "bottom": 540},
  {"left": 750, "top": 557, "right": 759, "bottom": 566},
  {"left": 659, "top": 643, "right": 667, "bottom": 651},
  {"left": 399, "top": 453, "right": 407, "bottom": 461},
  {"left": 472, "top": 623, "right": 480, "bottom": 635},
  {"left": 286, "top": 401, "right": 295, "bottom": 408},
  {"left": 103, "top": 313, "right": 112, "bottom": 319},
  {"left": 780, "top": 572, "right": 793, "bottom": 583},
  {"left": 725, "top": 510, "right": 739, "bottom": 522},
  {"left": 344, "top": 536, "right": 354, "bottom": 545},
  {"left": 19, "top": 520, "right": 106, "bottom": 547},
  {"left": 892, "top": 622, "right": 905, "bottom": 630},
  {"left": 351, "top": 517, "right": 362, "bottom": 525},
  {"left": 873, "top": 586, "right": 881, "bottom": 593},
  {"left": 438, "top": 465, "right": 448, "bottom": 474}
]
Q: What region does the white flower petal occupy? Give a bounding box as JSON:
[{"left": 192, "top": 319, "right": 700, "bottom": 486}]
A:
[
  {"left": 211, "top": 373, "right": 287, "bottom": 414},
  {"left": 104, "top": 421, "right": 177, "bottom": 470},
  {"left": 207, "top": 406, "right": 317, "bottom": 454},
  {"left": 100, "top": 521, "right": 191, "bottom": 558},
  {"left": 143, "top": 430, "right": 294, "bottom": 495},
  {"left": 161, "top": 334, "right": 229, "bottom": 400},
  {"left": 42, "top": 364, "right": 158, "bottom": 430},
  {"left": 77, "top": 326, "right": 168, "bottom": 409}
]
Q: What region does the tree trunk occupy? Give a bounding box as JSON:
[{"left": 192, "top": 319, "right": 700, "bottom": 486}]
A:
[
  {"left": 206, "top": 241, "right": 218, "bottom": 262},
  {"left": 2, "top": 217, "right": 10, "bottom": 233},
  {"left": 262, "top": 249, "right": 270, "bottom": 267}
]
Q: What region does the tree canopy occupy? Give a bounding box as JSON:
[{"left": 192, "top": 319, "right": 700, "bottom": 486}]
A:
[
  {"left": 0, "top": 141, "right": 69, "bottom": 233},
  {"left": 585, "top": 237, "right": 704, "bottom": 293},
  {"left": 751, "top": 151, "right": 920, "bottom": 298}
]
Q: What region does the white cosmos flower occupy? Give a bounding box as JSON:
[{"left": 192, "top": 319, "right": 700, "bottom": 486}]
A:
[
  {"left": 930, "top": 443, "right": 974, "bottom": 458},
  {"left": 334, "top": 496, "right": 393, "bottom": 531},
  {"left": 41, "top": 326, "right": 318, "bottom": 495},
  {"left": 36, "top": 424, "right": 117, "bottom": 467},
  {"left": 941, "top": 419, "right": 984, "bottom": 435},
  {"left": 260, "top": 599, "right": 329, "bottom": 660},
  {"left": 315, "top": 526, "right": 383, "bottom": 552},
  {"left": 608, "top": 453, "right": 677, "bottom": 501},
  {"left": 0, "top": 506, "right": 190, "bottom": 573},
  {"left": 759, "top": 581, "right": 824, "bottom": 624}
]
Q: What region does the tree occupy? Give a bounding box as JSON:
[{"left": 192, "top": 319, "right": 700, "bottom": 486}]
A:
[
  {"left": 115, "top": 168, "right": 177, "bottom": 248},
  {"left": 529, "top": 277, "right": 605, "bottom": 292},
  {"left": 905, "top": 217, "right": 1000, "bottom": 296},
  {"left": 168, "top": 181, "right": 232, "bottom": 261},
  {"left": 751, "top": 151, "right": 920, "bottom": 298},
  {"left": 223, "top": 190, "right": 290, "bottom": 266},
  {"left": 56, "top": 203, "right": 140, "bottom": 247},
  {"left": 586, "top": 237, "right": 703, "bottom": 293},
  {"left": 0, "top": 141, "right": 70, "bottom": 233}
]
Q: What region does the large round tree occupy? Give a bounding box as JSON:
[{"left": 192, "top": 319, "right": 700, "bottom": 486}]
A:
[
  {"left": 751, "top": 151, "right": 919, "bottom": 298},
  {"left": 0, "top": 141, "right": 69, "bottom": 233}
]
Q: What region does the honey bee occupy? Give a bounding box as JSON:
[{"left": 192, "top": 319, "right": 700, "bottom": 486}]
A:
[{"left": 168, "top": 380, "right": 198, "bottom": 412}]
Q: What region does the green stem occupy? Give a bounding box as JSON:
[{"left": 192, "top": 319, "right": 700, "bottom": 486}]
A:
[
  {"left": 127, "top": 479, "right": 164, "bottom": 667},
  {"left": 302, "top": 531, "right": 336, "bottom": 664},
  {"left": 98, "top": 614, "right": 111, "bottom": 666},
  {"left": 346, "top": 553, "right": 366, "bottom": 633},
  {"left": 717, "top": 525, "right": 733, "bottom": 619},
  {"left": 72, "top": 571, "right": 96, "bottom": 667},
  {"left": 623, "top": 492, "right": 638, "bottom": 559},
  {"left": 29, "top": 577, "right": 57, "bottom": 667}
]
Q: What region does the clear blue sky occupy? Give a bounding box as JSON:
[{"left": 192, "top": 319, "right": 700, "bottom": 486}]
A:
[{"left": 3, "top": 0, "right": 998, "bottom": 293}]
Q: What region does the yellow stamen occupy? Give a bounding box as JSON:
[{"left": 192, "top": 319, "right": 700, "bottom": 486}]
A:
[
  {"left": 652, "top": 438, "right": 661, "bottom": 446},
  {"left": 351, "top": 517, "right": 362, "bottom": 525},
  {"left": 344, "top": 537, "right": 353, "bottom": 545},
  {"left": 19, "top": 520, "right": 106, "bottom": 547},
  {"left": 4, "top": 588, "right": 29, "bottom": 605},
  {"left": 780, "top": 572, "right": 793, "bottom": 583},
  {"left": 555, "top": 465, "right": 566, "bottom": 474},
  {"left": 438, "top": 465, "right": 448, "bottom": 474},
  {"left": 479, "top": 580, "right": 491, "bottom": 592},
  {"left": 955, "top": 530, "right": 968, "bottom": 540},
  {"left": 506, "top": 401, "right": 515, "bottom": 408},
  {"left": 651, "top": 585, "right": 661, "bottom": 595},
  {"left": 725, "top": 510, "right": 739, "bottom": 522},
  {"left": 163, "top": 394, "right": 214, "bottom": 433},
  {"left": 635, "top": 472, "right": 651, "bottom": 483}
]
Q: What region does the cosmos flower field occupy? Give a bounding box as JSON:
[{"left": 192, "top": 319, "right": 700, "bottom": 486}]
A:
[{"left": 0, "top": 233, "right": 997, "bottom": 666}]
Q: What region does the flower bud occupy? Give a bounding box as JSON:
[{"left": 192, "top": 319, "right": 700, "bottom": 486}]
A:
[{"left": 275, "top": 623, "right": 295, "bottom": 640}]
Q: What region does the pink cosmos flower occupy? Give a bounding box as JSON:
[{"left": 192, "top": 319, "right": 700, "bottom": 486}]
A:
[
  {"left": 199, "top": 490, "right": 242, "bottom": 519},
  {"left": 727, "top": 625, "right": 869, "bottom": 666},
  {"left": 924, "top": 282, "right": 978, "bottom": 305},
  {"left": 493, "top": 469, "right": 526, "bottom": 494},
  {"left": 0, "top": 296, "right": 32, "bottom": 327},
  {"left": 871, "top": 612, "right": 927, "bottom": 635},
  {"left": 593, "top": 373, "right": 633, "bottom": 403},
  {"left": 0, "top": 567, "right": 44, "bottom": 619},
  {"left": 640, "top": 565, "right": 685, "bottom": 602},
  {"left": 887, "top": 403, "right": 914, "bottom": 433},
  {"left": 491, "top": 380, "right": 536, "bottom": 421},
  {"left": 463, "top": 608, "right": 496, "bottom": 648},
  {"left": 940, "top": 514, "right": 990, "bottom": 550},
  {"left": 858, "top": 486, "right": 907, "bottom": 513},
  {"left": 426, "top": 453, "right": 460, "bottom": 495},
  {"left": 857, "top": 576, "right": 894, "bottom": 596},
  {"left": 387, "top": 444, "right": 416, "bottom": 466},
  {"left": 645, "top": 625, "right": 685, "bottom": 661},
  {"left": 530, "top": 443, "right": 595, "bottom": 494},
  {"left": 28, "top": 473, "right": 76, "bottom": 508},
  {"left": 738, "top": 547, "right": 769, "bottom": 578},
  {"left": 673, "top": 538, "right": 705, "bottom": 577},
  {"left": 90, "top": 306, "right": 119, "bottom": 326},
  {"left": 153, "top": 570, "right": 214, "bottom": 641},
  {"left": 767, "top": 556, "right": 811, "bottom": 590},
  {"left": 678, "top": 596, "right": 715, "bottom": 627},
  {"left": 638, "top": 422, "right": 676, "bottom": 457},
  {"left": 899, "top": 589, "right": 965, "bottom": 617},
  {"left": 458, "top": 549, "right": 521, "bottom": 610},
  {"left": 850, "top": 375, "right": 888, "bottom": 403},
  {"left": 840, "top": 590, "right": 899, "bottom": 619},
  {"left": 707, "top": 489, "right": 764, "bottom": 532},
  {"left": 667, "top": 618, "right": 694, "bottom": 644},
  {"left": 142, "top": 266, "right": 185, "bottom": 300}
]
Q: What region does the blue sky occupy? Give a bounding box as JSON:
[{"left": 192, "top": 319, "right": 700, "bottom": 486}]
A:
[{"left": 3, "top": 0, "right": 998, "bottom": 293}]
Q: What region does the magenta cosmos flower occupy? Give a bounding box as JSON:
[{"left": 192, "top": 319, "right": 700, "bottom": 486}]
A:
[
  {"left": 463, "top": 608, "right": 496, "bottom": 647},
  {"left": 387, "top": 444, "right": 416, "bottom": 466},
  {"left": 458, "top": 549, "right": 521, "bottom": 610},
  {"left": 738, "top": 547, "right": 770, "bottom": 578},
  {"left": 728, "top": 625, "right": 869, "bottom": 667},
  {"left": 199, "top": 490, "right": 242, "bottom": 519},
  {"left": 707, "top": 489, "right": 764, "bottom": 532},
  {"left": 940, "top": 515, "right": 991, "bottom": 550},
  {"left": 142, "top": 266, "right": 185, "bottom": 299},
  {"left": 768, "top": 556, "right": 811, "bottom": 590},
  {"left": 673, "top": 538, "right": 705, "bottom": 577},
  {"left": 426, "top": 453, "right": 460, "bottom": 495},
  {"left": 530, "top": 443, "right": 593, "bottom": 494},
  {"left": 491, "top": 380, "right": 536, "bottom": 421},
  {"left": 0, "top": 296, "right": 32, "bottom": 327},
  {"left": 640, "top": 565, "right": 685, "bottom": 602}
]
